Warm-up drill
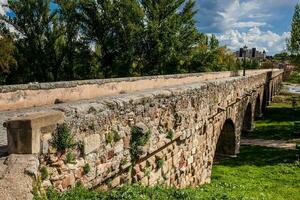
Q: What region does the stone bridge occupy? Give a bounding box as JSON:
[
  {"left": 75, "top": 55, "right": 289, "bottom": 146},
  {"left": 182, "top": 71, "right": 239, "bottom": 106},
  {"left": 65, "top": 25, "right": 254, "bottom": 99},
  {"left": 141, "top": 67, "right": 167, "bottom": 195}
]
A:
[{"left": 0, "top": 69, "right": 284, "bottom": 193}]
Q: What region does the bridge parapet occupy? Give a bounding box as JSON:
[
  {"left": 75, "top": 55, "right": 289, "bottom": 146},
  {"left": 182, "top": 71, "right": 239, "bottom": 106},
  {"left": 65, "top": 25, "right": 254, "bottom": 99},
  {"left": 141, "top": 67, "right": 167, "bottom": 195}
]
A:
[{"left": 0, "top": 69, "right": 278, "bottom": 111}]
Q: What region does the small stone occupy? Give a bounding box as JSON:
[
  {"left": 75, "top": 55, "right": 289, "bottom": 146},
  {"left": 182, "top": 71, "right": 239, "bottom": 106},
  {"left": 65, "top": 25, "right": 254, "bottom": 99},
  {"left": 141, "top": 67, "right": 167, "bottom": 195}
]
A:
[
  {"left": 41, "top": 180, "right": 52, "bottom": 188},
  {"left": 76, "top": 158, "right": 85, "bottom": 167},
  {"left": 114, "top": 141, "right": 124, "bottom": 154},
  {"left": 135, "top": 122, "right": 148, "bottom": 134},
  {"left": 74, "top": 168, "right": 83, "bottom": 179},
  {"left": 123, "top": 137, "right": 130, "bottom": 149},
  {"left": 84, "top": 134, "right": 101, "bottom": 155},
  {"left": 50, "top": 155, "right": 58, "bottom": 163},
  {"left": 67, "top": 163, "right": 77, "bottom": 170},
  {"left": 111, "top": 177, "right": 120, "bottom": 188},
  {"left": 62, "top": 174, "right": 75, "bottom": 189},
  {"left": 51, "top": 160, "right": 64, "bottom": 167},
  {"left": 107, "top": 150, "right": 114, "bottom": 160}
]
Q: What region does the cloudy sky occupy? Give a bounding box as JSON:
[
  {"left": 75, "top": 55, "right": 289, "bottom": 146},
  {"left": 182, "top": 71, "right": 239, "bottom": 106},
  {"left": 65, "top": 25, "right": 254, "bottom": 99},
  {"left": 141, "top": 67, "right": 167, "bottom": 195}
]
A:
[
  {"left": 195, "top": 0, "right": 300, "bottom": 55},
  {"left": 1, "top": 0, "right": 299, "bottom": 55}
]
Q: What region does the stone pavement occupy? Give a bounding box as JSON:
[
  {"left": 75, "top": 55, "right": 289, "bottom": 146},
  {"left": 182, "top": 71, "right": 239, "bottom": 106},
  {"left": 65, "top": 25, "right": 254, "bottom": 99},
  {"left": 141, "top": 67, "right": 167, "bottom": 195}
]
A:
[
  {"left": 0, "top": 154, "right": 38, "bottom": 200},
  {"left": 241, "top": 139, "right": 296, "bottom": 150}
]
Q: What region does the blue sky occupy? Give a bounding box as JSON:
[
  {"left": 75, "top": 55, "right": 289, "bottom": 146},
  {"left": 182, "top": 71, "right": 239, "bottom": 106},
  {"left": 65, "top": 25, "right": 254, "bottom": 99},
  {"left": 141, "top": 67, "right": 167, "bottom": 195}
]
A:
[
  {"left": 195, "top": 0, "right": 300, "bottom": 55},
  {"left": 1, "top": 0, "right": 299, "bottom": 55}
]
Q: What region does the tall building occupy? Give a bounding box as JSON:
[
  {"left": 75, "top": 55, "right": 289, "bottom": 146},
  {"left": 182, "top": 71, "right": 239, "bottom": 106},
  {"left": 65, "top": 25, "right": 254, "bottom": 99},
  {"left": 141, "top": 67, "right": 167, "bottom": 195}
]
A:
[{"left": 235, "top": 48, "right": 266, "bottom": 60}]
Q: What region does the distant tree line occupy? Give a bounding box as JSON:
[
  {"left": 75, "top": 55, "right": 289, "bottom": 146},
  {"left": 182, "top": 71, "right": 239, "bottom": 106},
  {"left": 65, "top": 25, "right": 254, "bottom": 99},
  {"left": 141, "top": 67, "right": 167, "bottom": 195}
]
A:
[{"left": 0, "top": 0, "right": 241, "bottom": 85}]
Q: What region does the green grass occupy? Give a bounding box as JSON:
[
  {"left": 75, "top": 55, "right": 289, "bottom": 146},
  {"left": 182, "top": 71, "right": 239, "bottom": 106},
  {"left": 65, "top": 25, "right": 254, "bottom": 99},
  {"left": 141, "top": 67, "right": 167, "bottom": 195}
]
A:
[
  {"left": 35, "top": 146, "right": 300, "bottom": 200},
  {"left": 244, "top": 102, "right": 300, "bottom": 140},
  {"left": 285, "top": 71, "right": 300, "bottom": 84}
]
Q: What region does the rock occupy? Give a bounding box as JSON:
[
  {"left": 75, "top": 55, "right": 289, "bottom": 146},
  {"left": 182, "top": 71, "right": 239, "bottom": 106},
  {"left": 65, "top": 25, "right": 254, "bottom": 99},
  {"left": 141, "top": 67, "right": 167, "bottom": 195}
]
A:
[
  {"left": 24, "top": 157, "right": 39, "bottom": 178},
  {"left": 111, "top": 177, "right": 120, "bottom": 188},
  {"left": 84, "top": 134, "right": 101, "bottom": 155},
  {"left": 50, "top": 154, "right": 58, "bottom": 163},
  {"left": 42, "top": 180, "right": 52, "bottom": 188},
  {"left": 51, "top": 160, "right": 64, "bottom": 167},
  {"left": 62, "top": 174, "right": 75, "bottom": 189},
  {"left": 135, "top": 122, "right": 148, "bottom": 134},
  {"left": 74, "top": 168, "right": 83, "bottom": 179},
  {"left": 114, "top": 141, "right": 124, "bottom": 154},
  {"left": 123, "top": 137, "right": 130, "bottom": 149},
  {"left": 67, "top": 163, "right": 77, "bottom": 170}
]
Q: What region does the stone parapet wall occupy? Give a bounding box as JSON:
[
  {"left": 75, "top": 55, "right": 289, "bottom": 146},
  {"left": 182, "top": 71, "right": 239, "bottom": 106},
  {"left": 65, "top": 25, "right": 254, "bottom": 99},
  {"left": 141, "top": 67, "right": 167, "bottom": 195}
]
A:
[
  {"left": 3, "top": 69, "right": 284, "bottom": 193},
  {"left": 0, "top": 69, "right": 277, "bottom": 111}
]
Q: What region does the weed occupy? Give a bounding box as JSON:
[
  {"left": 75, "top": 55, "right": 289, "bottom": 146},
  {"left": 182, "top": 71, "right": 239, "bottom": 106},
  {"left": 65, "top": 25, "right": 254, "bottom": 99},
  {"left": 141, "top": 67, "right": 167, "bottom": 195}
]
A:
[
  {"left": 40, "top": 166, "right": 48, "bottom": 180},
  {"left": 106, "top": 130, "right": 121, "bottom": 144},
  {"left": 166, "top": 129, "right": 174, "bottom": 140},
  {"left": 130, "top": 127, "right": 151, "bottom": 163},
  {"left": 83, "top": 163, "right": 91, "bottom": 175},
  {"left": 52, "top": 123, "right": 74, "bottom": 151},
  {"left": 156, "top": 159, "right": 165, "bottom": 169},
  {"left": 65, "top": 152, "right": 76, "bottom": 164}
]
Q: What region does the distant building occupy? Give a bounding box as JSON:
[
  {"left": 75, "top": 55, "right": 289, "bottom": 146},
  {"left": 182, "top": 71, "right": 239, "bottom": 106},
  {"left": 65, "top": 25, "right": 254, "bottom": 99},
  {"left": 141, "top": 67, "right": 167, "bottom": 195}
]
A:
[{"left": 235, "top": 48, "right": 266, "bottom": 60}]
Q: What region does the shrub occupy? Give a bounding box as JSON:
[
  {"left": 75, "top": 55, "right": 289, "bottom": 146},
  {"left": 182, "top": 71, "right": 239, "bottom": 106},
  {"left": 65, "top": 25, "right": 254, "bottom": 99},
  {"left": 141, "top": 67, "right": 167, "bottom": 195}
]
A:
[
  {"left": 156, "top": 159, "right": 165, "bottom": 169},
  {"left": 130, "top": 127, "right": 151, "bottom": 162},
  {"left": 40, "top": 166, "right": 48, "bottom": 180},
  {"left": 166, "top": 129, "right": 174, "bottom": 140},
  {"left": 65, "top": 152, "right": 76, "bottom": 164},
  {"left": 106, "top": 130, "right": 121, "bottom": 144},
  {"left": 52, "top": 123, "right": 74, "bottom": 151},
  {"left": 83, "top": 163, "right": 91, "bottom": 174}
]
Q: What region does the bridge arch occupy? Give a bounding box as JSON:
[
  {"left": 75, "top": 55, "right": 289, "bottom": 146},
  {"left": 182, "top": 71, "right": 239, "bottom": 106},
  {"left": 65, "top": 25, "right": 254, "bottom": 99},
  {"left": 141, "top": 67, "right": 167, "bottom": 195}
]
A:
[
  {"left": 215, "top": 119, "right": 236, "bottom": 157},
  {"left": 242, "top": 103, "right": 253, "bottom": 132},
  {"left": 255, "top": 94, "right": 261, "bottom": 119}
]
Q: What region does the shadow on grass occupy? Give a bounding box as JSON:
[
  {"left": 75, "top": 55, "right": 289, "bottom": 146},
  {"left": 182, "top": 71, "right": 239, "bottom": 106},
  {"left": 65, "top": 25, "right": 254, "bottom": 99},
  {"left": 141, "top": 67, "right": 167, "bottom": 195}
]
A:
[
  {"left": 217, "top": 145, "right": 298, "bottom": 167},
  {"left": 261, "top": 106, "right": 300, "bottom": 122},
  {"left": 245, "top": 124, "right": 296, "bottom": 140},
  {"left": 243, "top": 103, "right": 300, "bottom": 140}
]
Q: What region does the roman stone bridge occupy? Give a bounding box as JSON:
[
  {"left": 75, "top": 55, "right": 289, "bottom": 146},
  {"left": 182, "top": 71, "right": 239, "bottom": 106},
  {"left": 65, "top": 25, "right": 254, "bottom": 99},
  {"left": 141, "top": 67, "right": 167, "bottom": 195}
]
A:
[{"left": 0, "top": 69, "right": 284, "bottom": 194}]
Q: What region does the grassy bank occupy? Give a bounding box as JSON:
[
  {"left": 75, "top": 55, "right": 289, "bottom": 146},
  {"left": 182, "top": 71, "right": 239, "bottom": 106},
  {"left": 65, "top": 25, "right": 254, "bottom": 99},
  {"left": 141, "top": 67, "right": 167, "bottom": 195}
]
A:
[
  {"left": 243, "top": 102, "right": 300, "bottom": 140},
  {"left": 35, "top": 145, "right": 300, "bottom": 200}
]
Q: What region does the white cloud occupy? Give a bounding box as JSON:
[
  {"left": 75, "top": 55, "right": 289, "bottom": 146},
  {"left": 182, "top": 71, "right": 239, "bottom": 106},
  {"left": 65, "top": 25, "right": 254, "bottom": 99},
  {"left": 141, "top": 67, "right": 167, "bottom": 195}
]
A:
[
  {"left": 232, "top": 22, "right": 267, "bottom": 28},
  {"left": 217, "top": 27, "right": 290, "bottom": 55},
  {"left": 0, "top": 0, "right": 7, "bottom": 15}
]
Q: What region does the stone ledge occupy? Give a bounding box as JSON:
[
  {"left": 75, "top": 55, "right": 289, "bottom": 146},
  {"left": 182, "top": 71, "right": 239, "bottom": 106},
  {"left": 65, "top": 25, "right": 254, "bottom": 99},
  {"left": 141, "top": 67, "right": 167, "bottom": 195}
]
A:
[{"left": 5, "top": 111, "right": 64, "bottom": 154}]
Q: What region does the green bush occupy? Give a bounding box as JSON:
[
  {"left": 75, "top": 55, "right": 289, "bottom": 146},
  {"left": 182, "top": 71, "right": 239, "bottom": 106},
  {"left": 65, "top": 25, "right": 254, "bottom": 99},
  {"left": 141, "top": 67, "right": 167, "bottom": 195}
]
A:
[
  {"left": 156, "top": 159, "right": 165, "bottom": 169},
  {"left": 130, "top": 127, "right": 151, "bottom": 163},
  {"left": 83, "top": 163, "right": 91, "bottom": 175},
  {"left": 40, "top": 166, "right": 48, "bottom": 180},
  {"left": 166, "top": 129, "right": 174, "bottom": 140},
  {"left": 52, "top": 123, "right": 74, "bottom": 151},
  {"left": 106, "top": 130, "right": 121, "bottom": 144},
  {"left": 65, "top": 152, "right": 76, "bottom": 164}
]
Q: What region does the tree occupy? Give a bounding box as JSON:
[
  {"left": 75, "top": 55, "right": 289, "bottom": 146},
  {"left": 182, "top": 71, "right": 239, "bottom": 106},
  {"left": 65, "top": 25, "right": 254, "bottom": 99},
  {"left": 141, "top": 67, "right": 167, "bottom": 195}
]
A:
[
  {"left": 80, "top": 0, "right": 144, "bottom": 78},
  {"left": 139, "top": 0, "right": 200, "bottom": 75},
  {"left": 273, "top": 52, "right": 289, "bottom": 62},
  {"left": 209, "top": 34, "right": 219, "bottom": 50},
  {"left": 1, "top": 0, "right": 61, "bottom": 83},
  {"left": 0, "top": 22, "right": 16, "bottom": 84},
  {"left": 288, "top": 4, "right": 300, "bottom": 55}
]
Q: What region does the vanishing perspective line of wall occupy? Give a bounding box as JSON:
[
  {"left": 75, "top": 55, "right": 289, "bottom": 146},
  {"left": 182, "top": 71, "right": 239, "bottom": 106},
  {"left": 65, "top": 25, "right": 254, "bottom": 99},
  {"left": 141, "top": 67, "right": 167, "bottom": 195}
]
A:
[{"left": 4, "top": 69, "right": 283, "bottom": 191}]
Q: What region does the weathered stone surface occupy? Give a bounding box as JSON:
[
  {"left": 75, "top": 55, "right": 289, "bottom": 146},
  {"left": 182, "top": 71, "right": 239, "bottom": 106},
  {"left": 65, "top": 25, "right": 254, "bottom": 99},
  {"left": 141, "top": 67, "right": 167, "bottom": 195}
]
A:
[
  {"left": 1, "top": 69, "right": 284, "bottom": 195},
  {"left": 0, "top": 154, "right": 37, "bottom": 200},
  {"left": 5, "top": 111, "right": 64, "bottom": 154},
  {"left": 84, "top": 134, "right": 101, "bottom": 155}
]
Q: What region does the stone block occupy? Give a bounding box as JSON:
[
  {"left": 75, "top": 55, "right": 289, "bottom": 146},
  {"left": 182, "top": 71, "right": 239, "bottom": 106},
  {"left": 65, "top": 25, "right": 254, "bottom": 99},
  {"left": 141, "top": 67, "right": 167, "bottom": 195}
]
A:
[
  {"left": 84, "top": 134, "right": 101, "bottom": 155},
  {"left": 5, "top": 111, "right": 64, "bottom": 154}
]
